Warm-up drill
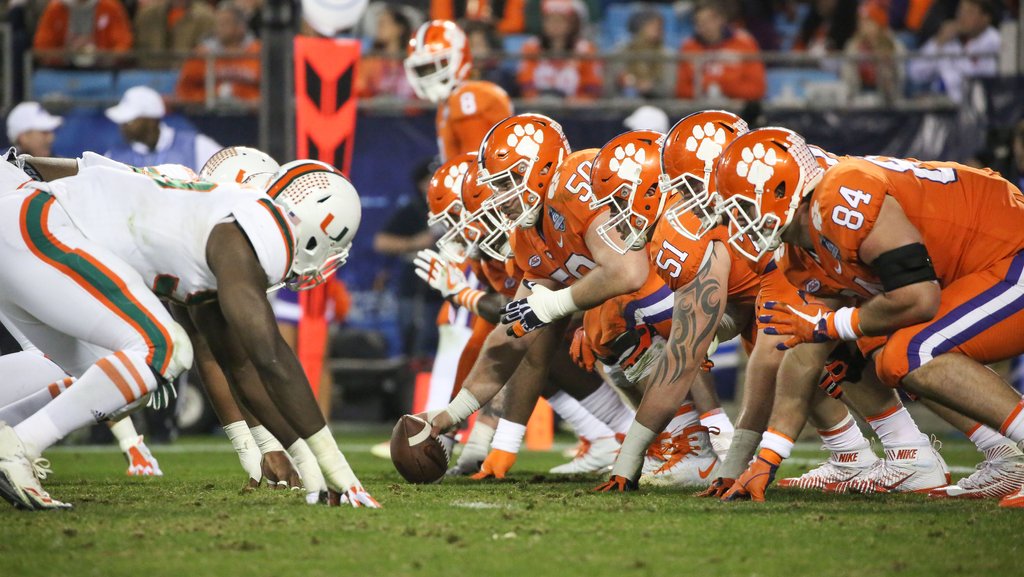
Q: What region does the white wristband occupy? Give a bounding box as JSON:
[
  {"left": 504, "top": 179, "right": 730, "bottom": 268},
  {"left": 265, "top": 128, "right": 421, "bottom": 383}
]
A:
[
  {"left": 445, "top": 388, "right": 481, "bottom": 424},
  {"left": 224, "top": 421, "right": 261, "bottom": 481},
  {"left": 491, "top": 419, "right": 527, "bottom": 454},
  {"left": 287, "top": 439, "right": 327, "bottom": 498},
  {"left": 609, "top": 420, "right": 658, "bottom": 481},
  {"left": 528, "top": 285, "right": 580, "bottom": 323},
  {"left": 249, "top": 425, "right": 285, "bottom": 455},
  {"left": 305, "top": 426, "right": 359, "bottom": 492},
  {"left": 759, "top": 431, "right": 794, "bottom": 459},
  {"left": 833, "top": 307, "right": 860, "bottom": 341}
]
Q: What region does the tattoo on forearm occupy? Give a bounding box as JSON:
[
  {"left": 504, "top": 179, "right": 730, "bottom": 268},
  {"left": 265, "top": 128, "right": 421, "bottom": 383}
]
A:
[{"left": 648, "top": 244, "right": 726, "bottom": 389}]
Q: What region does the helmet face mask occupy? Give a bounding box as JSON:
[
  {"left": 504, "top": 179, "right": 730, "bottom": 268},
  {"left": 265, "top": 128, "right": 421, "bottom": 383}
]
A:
[
  {"left": 589, "top": 130, "right": 665, "bottom": 255},
  {"left": 427, "top": 153, "right": 474, "bottom": 263},
  {"left": 460, "top": 203, "right": 511, "bottom": 261},
  {"left": 478, "top": 158, "right": 543, "bottom": 230}
]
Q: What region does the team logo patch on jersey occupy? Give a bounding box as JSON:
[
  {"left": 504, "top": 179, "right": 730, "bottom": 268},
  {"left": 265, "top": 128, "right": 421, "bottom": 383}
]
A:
[
  {"left": 548, "top": 206, "right": 566, "bottom": 232},
  {"left": 804, "top": 278, "right": 821, "bottom": 294},
  {"left": 529, "top": 255, "right": 542, "bottom": 268},
  {"left": 820, "top": 235, "right": 841, "bottom": 259},
  {"left": 504, "top": 277, "right": 517, "bottom": 290}
]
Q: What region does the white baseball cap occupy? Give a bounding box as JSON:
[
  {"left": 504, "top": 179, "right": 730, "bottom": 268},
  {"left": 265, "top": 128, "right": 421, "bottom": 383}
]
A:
[
  {"left": 105, "top": 86, "right": 166, "bottom": 124},
  {"left": 6, "top": 102, "right": 63, "bottom": 141},
  {"left": 623, "top": 105, "right": 670, "bottom": 134},
  {"left": 301, "top": 0, "right": 368, "bottom": 37}
]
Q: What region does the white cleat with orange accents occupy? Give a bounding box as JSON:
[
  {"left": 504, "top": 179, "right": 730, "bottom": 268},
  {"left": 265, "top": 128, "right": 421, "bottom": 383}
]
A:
[
  {"left": 931, "top": 442, "right": 1024, "bottom": 500},
  {"left": 0, "top": 423, "right": 72, "bottom": 510},
  {"left": 825, "top": 442, "right": 949, "bottom": 494},
  {"left": 549, "top": 435, "right": 621, "bottom": 474},
  {"left": 778, "top": 447, "right": 879, "bottom": 490},
  {"left": 639, "top": 425, "right": 719, "bottom": 487},
  {"left": 125, "top": 436, "right": 163, "bottom": 476}
]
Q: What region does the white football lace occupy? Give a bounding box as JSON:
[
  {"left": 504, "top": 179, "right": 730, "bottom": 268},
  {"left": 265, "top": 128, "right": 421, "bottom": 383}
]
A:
[{"left": 32, "top": 458, "right": 53, "bottom": 480}]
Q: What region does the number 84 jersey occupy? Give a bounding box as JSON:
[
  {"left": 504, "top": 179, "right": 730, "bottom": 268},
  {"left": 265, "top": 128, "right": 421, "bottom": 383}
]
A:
[{"left": 807, "top": 156, "right": 1024, "bottom": 297}]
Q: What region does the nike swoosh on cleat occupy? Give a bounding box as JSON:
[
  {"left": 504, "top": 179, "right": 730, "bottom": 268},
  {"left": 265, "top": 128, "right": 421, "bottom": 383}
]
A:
[
  {"left": 871, "top": 473, "right": 916, "bottom": 493},
  {"left": 698, "top": 461, "right": 717, "bottom": 479}
]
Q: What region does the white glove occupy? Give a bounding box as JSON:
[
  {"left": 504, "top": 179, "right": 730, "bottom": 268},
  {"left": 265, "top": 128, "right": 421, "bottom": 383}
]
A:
[
  {"left": 414, "top": 249, "right": 468, "bottom": 299},
  {"left": 340, "top": 486, "right": 382, "bottom": 508}
]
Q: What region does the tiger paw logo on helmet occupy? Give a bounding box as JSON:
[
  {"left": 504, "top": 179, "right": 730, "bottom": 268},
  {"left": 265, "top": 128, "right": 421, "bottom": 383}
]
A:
[
  {"left": 443, "top": 161, "right": 470, "bottom": 191},
  {"left": 507, "top": 123, "right": 544, "bottom": 158},
  {"left": 736, "top": 143, "right": 778, "bottom": 190},
  {"left": 685, "top": 122, "right": 728, "bottom": 165},
  {"left": 811, "top": 200, "right": 824, "bottom": 231},
  {"left": 609, "top": 142, "right": 645, "bottom": 183}
]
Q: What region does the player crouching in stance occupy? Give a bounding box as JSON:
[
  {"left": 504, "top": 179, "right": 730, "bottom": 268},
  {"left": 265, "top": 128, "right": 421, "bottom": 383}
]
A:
[
  {"left": 0, "top": 155, "right": 379, "bottom": 510},
  {"left": 715, "top": 128, "right": 1024, "bottom": 506}
]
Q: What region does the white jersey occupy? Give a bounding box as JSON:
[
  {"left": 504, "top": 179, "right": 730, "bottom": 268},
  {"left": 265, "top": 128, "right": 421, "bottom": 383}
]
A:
[{"left": 24, "top": 163, "right": 295, "bottom": 304}]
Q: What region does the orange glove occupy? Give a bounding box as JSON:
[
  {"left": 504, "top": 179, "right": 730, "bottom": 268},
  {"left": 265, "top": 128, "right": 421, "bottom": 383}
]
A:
[
  {"left": 759, "top": 292, "right": 861, "bottom": 350},
  {"left": 594, "top": 475, "right": 639, "bottom": 492},
  {"left": 694, "top": 477, "right": 734, "bottom": 498},
  {"left": 471, "top": 449, "right": 517, "bottom": 480},
  {"left": 721, "top": 449, "right": 782, "bottom": 502},
  {"left": 569, "top": 327, "right": 597, "bottom": 371}
]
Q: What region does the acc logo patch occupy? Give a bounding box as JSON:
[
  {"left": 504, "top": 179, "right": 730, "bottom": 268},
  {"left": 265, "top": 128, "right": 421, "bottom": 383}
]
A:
[
  {"left": 804, "top": 278, "right": 821, "bottom": 294},
  {"left": 528, "top": 255, "right": 542, "bottom": 268},
  {"left": 548, "top": 206, "right": 566, "bottom": 232}
]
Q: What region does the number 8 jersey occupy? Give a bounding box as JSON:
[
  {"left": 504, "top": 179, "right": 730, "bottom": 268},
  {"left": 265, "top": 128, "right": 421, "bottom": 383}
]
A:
[
  {"left": 807, "top": 156, "right": 1024, "bottom": 297},
  {"left": 27, "top": 163, "right": 294, "bottom": 304}
]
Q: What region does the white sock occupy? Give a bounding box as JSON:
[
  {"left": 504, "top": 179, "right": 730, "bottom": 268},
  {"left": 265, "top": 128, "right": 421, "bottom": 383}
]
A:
[
  {"left": 14, "top": 351, "right": 155, "bottom": 458},
  {"left": 305, "top": 426, "right": 359, "bottom": 491},
  {"left": 698, "top": 407, "right": 731, "bottom": 435},
  {"left": 665, "top": 403, "right": 700, "bottom": 435},
  {"left": 579, "top": 383, "right": 635, "bottom": 435},
  {"left": 966, "top": 422, "right": 1008, "bottom": 453},
  {"left": 548, "top": 391, "right": 615, "bottom": 440},
  {"left": 760, "top": 429, "right": 794, "bottom": 460},
  {"left": 224, "top": 421, "right": 262, "bottom": 482},
  {"left": 462, "top": 421, "right": 495, "bottom": 455},
  {"left": 999, "top": 400, "right": 1024, "bottom": 444},
  {"left": 0, "top": 351, "right": 68, "bottom": 407},
  {"left": 491, "top": 418, "right": 527, "bottom": 454},
  {"left": 109, "top": 417, "right": 140, "bottom": 452},
  {"left": 818, "top": 413, "right": 871, "bottom": 452},
  {"left": 866, "top": 404, "right": 928, "bottom": 448},
  {"left": 249, "top": 425, "right": 285, "bottom": 454},
  {"left": 0, "top": 377, "right": 74, "bottom": 426}
]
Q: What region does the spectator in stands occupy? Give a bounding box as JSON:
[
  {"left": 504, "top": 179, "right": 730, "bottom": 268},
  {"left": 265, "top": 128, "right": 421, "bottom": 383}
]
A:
[
  {"left": 357, "top": 5, "right": 416, "bottom": 99},
  {"left": 133, "top": 0, "right": 215, "bottom": 68},
  {"left": 104, "top": 85, "right": 221, "bottom": 170},
  {"left": 33, "top": 0, "right": 134, "bottom": 67},
  {"left": 842, "top": 0, "right": 906, "bottom": 103},
  {"left": 464, "top": 20, "right": 518, "bottom": 95},
  {"left": 373, "top": 159, "right": 442, "bottom": 359},
  {"left": 793, "top": 0, "right": 859, "bottom": 55},
  {"left": 517, "top": 0, "right": 602, "bottom": 101},
  {"left": 675, "top": 0, "right": 765, "bottom": 101},
  {"left": 430, "top": 0, "right": 525, "bottom": 34},
  {"left": 613, "top": 7, "right": 672, "bottom": 99},
  {"left": 176, "top": 2, "right": 261, "bottom": 104},
  {"left": 623, "top": 104, "right": 669, "bottom": 133},
  {"left": 907, "top": 0, "right": 1000, "bottom": 103},
  {"left": 234, "top": 0, "right": 262, "bottom": 36},
  {"left": 6, "top": 102, "right": 62, "bottom": 157}
]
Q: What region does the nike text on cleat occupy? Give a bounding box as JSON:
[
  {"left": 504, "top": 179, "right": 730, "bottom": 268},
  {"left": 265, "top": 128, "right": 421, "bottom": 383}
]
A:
[
  {"left": 549, "top": 435, "right": 621, "bottom": 475},
  {"left": 639, "top": 425, "right": 718, "bottom": 488},
  {"left": 825, "top": 442, "right": 948, "bottom": 494},
  {"left": 778, "top": 447, "right": 878, "bottom": 491},
  {"left": 930, "top": 442, "right": 1024, "bottom": 500}
]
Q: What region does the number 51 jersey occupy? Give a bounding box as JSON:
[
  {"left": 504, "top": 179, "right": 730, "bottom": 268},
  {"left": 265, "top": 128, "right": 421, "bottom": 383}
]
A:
[{"left": 26, "top": 163, "right": 295, "bottom": 304}]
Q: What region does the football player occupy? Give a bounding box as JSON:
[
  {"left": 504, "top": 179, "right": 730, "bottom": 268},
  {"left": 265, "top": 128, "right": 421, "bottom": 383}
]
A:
[{"left": 715, "top": 127, "right": 1024, "bottom": 506}]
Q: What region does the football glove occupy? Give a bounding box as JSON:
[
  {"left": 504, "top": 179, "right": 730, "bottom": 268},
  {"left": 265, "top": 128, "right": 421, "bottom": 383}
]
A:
[
  {"left": 501, "top": 280, "right": 578, "bottom": 338},
  {"left": 326, "top": 486, "right": 382, "bottom": 508},
  {"left": 594, "top": 475, "right": 639, "bottom": 493},
  {"left": 695, "top": 477, "right": 735, "bottom": 498},
  {"left": 414, "top": 248, "right": 469, "bottom": 299},
  {"left": 147, "top": 378, "right": 177, "bottom": 410},
  {"left": 721, "top": 449, "right": 781, "bottom": 502},
  {"left": 569, "top": 327, "right": 597, "bottom": 372},
  {"left": 471, "top": 448, "right": 517, "bottom": 480},
  {"left": 759, "top": 292, "right": 856, "bottom": 350}
]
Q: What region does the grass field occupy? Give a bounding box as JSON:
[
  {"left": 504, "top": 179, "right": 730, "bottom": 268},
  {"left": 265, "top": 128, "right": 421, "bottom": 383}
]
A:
[{"left": 1, "top": 432, "right": 1019, "bottom": 577}]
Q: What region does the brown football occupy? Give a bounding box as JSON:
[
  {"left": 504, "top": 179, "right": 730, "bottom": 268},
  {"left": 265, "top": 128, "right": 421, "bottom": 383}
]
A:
[{"left": 390, "top": 414, "right": 448, "bottom": 484}]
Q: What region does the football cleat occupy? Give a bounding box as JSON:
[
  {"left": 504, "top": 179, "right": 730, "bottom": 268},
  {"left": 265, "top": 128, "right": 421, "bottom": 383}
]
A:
[
  {"left": 642, "top": 432, "right": 674, "bottom": 475},
  {"left": 825, "top": 442, "right": 949, "bottom": 494},
  {"left": 0, "top": 424, "right": 71, "bottom": 510},
  {"left": 930, "top": 442, "right": 1024, "bottom": 500},
  {"left": 125, "top": 436, "right": 163, "bottom": 476},
  {"left": 778, "top": 447, "right": 878, "bottom": 490},
  {"left": 447, "top": 439, "right": 488, "bottom": 477},
  {"left": 709, "top": 427, "right": 733, "bottom": 462},
  {"left": 639, "top": 425, "right": 719, "bottom": 487},
  {"left": 549, "top": 435, "right": 621, "bottom": 475}
]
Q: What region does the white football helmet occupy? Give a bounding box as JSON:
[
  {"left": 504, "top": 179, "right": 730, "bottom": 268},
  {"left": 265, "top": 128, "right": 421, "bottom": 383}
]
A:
[
  {"left": 200, "top": 146, "right": 280, "bottom": 189},
  {"left": 266, "top": 160, "right": 361, "bottom": 290}
]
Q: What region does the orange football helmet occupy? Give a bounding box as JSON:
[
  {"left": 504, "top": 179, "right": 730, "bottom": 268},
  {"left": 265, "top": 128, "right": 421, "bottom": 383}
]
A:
[
  {"left": 428, "top": 152, "right": 474, "bottom": 263},
  {"left": 460, "top": 161, "right": 511, "bottom": 261},
  {"left": 589, "top": 130, "right": 666, "bottom": 254},
  {"left": 660, "top": 110, "right": 748, "bottom": 241},
  {"left": 715, "top": 127, "right": 824, "bottom": 261},
  {"left": 477, "top": 113, "right": 570, "bottom": 231},
  {"left": 404, "top": 20, "right": 472, "bottom": 104}
]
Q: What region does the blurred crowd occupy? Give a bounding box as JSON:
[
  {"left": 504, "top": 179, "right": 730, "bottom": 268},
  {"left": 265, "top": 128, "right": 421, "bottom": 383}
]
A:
[{"left": 2, "top": 0, "right": 1017, "bottom": 106}]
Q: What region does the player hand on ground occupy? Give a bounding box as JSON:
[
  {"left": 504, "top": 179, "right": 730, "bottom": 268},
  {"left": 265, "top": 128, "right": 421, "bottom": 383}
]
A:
[
  {"left": 261, "top": 451, "right": 301, "bottom": 490},
  {"left": 414, "top": 249, "right": 469, "bottom": 299},
  {"left": 570, "top": 327, "right": 597, "bottom": 371},
  {"left": 471, "top": 449, "right": 517, "bottom": 480},
  {"left": 594, "top": 475, "right": 639, "bottom": 493},
  {"left": 500, "top": 280, "right": 554, "bottom": 337},
  {"left": 695, "top": 477, "right": 734, "bottom": 498},
  {"left": 721, "top": 452, "right": 780, "bottom": 502},
  {"left": 758, "top": 292, "right": 841, "bottom": 349}
]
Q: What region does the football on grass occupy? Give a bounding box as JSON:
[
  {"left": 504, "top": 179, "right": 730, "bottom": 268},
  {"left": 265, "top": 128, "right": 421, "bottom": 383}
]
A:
[{"left": 390, "top": 414, "right": 448, "bottom": 484}]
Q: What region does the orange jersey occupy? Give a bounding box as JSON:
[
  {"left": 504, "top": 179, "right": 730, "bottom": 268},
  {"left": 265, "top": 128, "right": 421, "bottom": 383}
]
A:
[
  {"left": 436, "top": 80, "right": 512, "bottom": 162},
  {"left": 647, "top": 212, "right": 761, "bottom": 304},
  {"left": 807, "top": 156, "right": 1024, "bottom": 299}
]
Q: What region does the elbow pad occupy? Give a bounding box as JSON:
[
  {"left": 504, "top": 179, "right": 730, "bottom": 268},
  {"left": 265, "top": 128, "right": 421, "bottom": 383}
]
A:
[{"left": 872, "top": 243, "right": 937, "bottom": 292}]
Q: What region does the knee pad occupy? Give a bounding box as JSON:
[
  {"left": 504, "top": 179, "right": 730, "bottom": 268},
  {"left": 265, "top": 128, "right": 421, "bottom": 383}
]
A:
[{"left": 160, "top": 320, "right": 194, "bottom": 381}]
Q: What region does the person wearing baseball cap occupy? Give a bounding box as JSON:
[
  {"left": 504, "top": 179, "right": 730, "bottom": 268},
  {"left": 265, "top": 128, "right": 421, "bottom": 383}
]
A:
[
  {"left": 6, "top": 102, "right": 63, "bottom": 157},
  {"left": 103, "top": 85, "right": 221, "bottom": 171}
]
